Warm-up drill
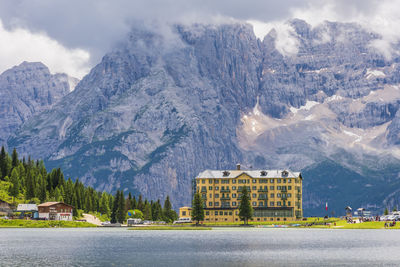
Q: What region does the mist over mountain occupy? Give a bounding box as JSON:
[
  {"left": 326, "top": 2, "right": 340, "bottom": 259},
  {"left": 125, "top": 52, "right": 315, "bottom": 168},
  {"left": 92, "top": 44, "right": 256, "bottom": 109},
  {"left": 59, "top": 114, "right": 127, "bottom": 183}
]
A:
[{"left": 5, "top": 19, "right": 400, "bottom": 215}]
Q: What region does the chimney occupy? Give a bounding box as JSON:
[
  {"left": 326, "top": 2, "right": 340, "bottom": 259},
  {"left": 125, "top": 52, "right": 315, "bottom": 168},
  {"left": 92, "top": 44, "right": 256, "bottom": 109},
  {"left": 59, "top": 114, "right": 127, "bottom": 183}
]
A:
[{"left": 236, "top": 163, "right": 241, "bottom": 170}]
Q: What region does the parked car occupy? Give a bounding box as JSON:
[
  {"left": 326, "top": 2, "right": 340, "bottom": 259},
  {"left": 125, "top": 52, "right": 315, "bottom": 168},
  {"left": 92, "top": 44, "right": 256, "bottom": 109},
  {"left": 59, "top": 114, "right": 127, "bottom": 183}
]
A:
[{"left": 101, "top": 221, "right": 111, "bottom": 226}]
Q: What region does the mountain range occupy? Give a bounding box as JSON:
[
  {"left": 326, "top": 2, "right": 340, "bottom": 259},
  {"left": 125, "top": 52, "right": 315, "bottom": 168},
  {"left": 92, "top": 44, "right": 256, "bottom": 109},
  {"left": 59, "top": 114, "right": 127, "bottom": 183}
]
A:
[{"left": 3, "top": 19, "right": 400, "bottom": 215}]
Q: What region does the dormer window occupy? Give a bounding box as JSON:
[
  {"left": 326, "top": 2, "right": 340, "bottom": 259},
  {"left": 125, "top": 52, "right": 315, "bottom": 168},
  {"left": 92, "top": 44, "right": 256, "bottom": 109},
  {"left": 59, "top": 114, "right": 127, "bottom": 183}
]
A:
[
  {"left": 223, "top": 171, "right": 230, "bottom": 177},
  {"left": 282, "top": 170, "right": 288, "bottom": 177},
  {"left": 260, "top": 171, "right": 267, "bottom": 176}
]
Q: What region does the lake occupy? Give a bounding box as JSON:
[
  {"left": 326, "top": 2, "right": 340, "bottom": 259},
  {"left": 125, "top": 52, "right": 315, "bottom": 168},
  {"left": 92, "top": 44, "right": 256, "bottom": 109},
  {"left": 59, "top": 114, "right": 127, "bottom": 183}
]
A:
[{"left": 1, "top": 228, "right": 400, "bottom": 266}]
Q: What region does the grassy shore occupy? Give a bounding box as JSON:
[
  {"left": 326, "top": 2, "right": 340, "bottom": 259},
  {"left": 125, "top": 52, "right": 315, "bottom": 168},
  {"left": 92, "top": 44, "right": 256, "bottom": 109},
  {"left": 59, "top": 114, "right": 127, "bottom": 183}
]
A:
[
  {"left": 0, "top": 219, "right": 97, "bottom": 228},
  {"left": 128, "top": 226, "right": 212, "bottom": 230}
]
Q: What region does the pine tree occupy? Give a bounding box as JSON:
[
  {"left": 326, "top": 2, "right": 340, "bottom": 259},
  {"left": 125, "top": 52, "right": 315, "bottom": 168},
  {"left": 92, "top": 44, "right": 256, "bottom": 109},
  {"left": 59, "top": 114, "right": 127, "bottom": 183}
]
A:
[
  {"left": 0, "top": 146, "right": 6, "bottom": 179},
  {"left": 239, "top": 187, "right": 253, "bottom": 224},
  {"left": 131, "top": 196, "right": 137, "bottom": 210},
  {"left": 25, "top": 170, "right": 35, "bottom": 200},
  {"left": 9, "top": 168, "right": 20, "bottom": 202},
  {"left": 11, "top": 148, "right": 18, "bottom": 169},
  {"left": 38, "top": 174, "right": 47, "bottom": 202},
  {"left": 125, "top": 193, "right": 132, "bottom": 212},
  {"left": 394, "top": 206, "right": 398, "bottom": 212},
  {"left": 117, "top": 191, "right": 126, "bottom": 223},
  {"left": 100, "top": 192, "right": 110, "bottom": 216},
  {"left": 111, "top": 190, "right": 119, "bottom": 223},
  {"left": 192, "top": 192, "right": 204, "bottom": 225},
  {"left": 137, "top": 195, "right": 144, "bottom": 211},
  {"left": 163, "top": 195, "right": 177, "bottom": 223},
  {"left": 144, "top": 202, "right": 152, "bottom": 220},
  {"left": 72, "top": 192, "right": 78, "bottom": 217}
]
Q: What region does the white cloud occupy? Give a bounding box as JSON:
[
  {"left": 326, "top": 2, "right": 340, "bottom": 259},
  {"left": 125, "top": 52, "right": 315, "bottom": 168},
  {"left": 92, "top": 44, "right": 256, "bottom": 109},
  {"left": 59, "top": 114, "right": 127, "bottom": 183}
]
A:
[
  {"left": 0, "top": 19, "right": 90, "bottom": 79},
  {"left": 248, "top": 20, "right": 299, "bottom": 56}
]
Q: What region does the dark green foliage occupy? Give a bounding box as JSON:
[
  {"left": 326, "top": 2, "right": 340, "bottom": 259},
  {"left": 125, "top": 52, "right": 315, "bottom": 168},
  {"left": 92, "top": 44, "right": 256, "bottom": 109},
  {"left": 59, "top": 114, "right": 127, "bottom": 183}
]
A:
[
  {"left": 191, "top": 192, "right": 204, "bottom": 225},
  {"left": 163, "top": 196, "right": 178, "bottom": 223},
  {"left": 143, "top": 202, "right": 152, "bottom": 220},
  {"left": 137, "top": 195, "right": 144, "bottom": 211},
  {"left": 239, "top": 187, "right": 253, "bottom": 224},
  {"left": 384, "top": 207, "right": 389, "bottom": 215},
  {"left": 0, "top": 146, "right": 175, "bottom": 222},
  {"left": 117, "top": 191, "right": 126, "bottom": 223}
]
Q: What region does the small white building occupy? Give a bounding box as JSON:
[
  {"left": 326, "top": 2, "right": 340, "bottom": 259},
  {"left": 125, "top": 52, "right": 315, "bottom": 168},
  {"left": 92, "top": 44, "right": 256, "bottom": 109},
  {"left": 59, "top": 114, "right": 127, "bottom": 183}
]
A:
[{"left": 38, "top": 202, "right": 74, "bottom": 221}]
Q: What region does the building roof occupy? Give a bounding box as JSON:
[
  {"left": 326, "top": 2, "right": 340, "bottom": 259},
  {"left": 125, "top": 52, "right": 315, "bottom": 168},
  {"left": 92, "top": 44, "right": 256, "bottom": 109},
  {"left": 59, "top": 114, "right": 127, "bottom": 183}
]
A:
[
  {"left": 38, "top": 202, "right": 74, "bottom": 208},
  {"left": 17, "top": 204, "right": 38, "bottom": 212},
  {"left": 196, "top": 169, "right": 301, "bottom": 179}
]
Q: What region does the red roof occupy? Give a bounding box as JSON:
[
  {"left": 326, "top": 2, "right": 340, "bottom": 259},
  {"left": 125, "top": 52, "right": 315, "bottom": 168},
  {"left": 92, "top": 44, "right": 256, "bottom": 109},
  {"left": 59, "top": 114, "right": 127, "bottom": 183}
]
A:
[{"left": 38, "top": 202, "right": 74, "bottom": 208}]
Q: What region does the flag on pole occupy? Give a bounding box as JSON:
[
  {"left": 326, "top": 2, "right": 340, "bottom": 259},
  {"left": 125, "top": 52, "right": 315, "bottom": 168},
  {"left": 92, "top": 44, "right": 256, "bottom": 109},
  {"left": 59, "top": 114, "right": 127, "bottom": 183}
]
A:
[{"left": 325, "top": 202, "right": 328, "bottom": 211}]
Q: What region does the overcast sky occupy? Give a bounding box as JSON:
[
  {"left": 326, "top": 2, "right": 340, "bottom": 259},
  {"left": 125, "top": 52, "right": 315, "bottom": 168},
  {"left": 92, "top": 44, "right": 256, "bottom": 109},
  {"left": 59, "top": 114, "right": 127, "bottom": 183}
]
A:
[{"left": 0, "top": 0, "right": 398, "bottom": 79}]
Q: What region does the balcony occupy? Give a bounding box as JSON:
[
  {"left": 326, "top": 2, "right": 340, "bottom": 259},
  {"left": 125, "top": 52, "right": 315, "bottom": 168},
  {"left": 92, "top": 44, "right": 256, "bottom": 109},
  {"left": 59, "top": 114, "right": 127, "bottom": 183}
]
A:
[
  {"left": 221, "top": 196, "right": 231, "bottom": 200},
  {"left": 257, "top": 189, "right": 268, "bottom": 193},
  {"left": 258, "top": 195, "right": 268, "bottom": 200},
  {"left": 220, "top": 189, "right": 231, "bottom": 193},
  {"left": 201, "top": 188, "right": 207, "bottom": 193}
]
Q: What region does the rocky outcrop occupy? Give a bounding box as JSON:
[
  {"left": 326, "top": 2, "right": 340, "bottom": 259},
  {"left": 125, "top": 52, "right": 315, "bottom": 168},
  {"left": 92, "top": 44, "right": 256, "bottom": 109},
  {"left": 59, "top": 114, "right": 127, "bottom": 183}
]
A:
[{"left": 0, "top": 62, "right": 77, "bottom": 145}]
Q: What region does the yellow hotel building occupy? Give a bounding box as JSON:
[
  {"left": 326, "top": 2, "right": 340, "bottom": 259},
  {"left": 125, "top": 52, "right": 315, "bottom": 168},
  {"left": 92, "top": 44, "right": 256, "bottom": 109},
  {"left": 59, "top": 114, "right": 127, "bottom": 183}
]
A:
[{"left": 195, "top": 165, "right": 303, "bottom": 222}]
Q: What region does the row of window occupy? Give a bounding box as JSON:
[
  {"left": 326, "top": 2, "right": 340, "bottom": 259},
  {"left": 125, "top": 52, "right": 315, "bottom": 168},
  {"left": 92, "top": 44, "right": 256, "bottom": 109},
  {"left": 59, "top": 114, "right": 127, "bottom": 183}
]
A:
[
  {"left": 198, "top": 178, "right": 300, "bottom": 184},
  {"left": 200, "top": 185, "right": 294, "bottom": 191},
  {"left": 202, "top": 193, "right": 292, "bottom": 199},
  {"left": 206, "top": 201, "right": 292, "bottom": 207},
  {"left": 204, "top": 210, "right": 295, "bottom": 218}
]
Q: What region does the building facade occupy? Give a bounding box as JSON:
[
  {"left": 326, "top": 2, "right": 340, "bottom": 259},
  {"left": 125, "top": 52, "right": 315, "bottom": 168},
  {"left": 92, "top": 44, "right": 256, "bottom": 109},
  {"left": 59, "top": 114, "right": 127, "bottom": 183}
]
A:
[
  {"left": 38, "top": 202, "right": 74, "bottom": 221},
  {"left": 195, "top": 165, "right": 303, "bottom": 223},
  {"left": 179, "top": 207, "right": 192, "bottom": 219}
]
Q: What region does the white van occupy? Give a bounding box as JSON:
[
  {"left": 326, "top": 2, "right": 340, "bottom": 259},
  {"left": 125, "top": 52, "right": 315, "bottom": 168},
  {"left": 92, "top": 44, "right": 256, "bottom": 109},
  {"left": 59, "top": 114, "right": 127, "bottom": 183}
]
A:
[{"left": 173, "top": 217, "right": 192, "bottom": 224}]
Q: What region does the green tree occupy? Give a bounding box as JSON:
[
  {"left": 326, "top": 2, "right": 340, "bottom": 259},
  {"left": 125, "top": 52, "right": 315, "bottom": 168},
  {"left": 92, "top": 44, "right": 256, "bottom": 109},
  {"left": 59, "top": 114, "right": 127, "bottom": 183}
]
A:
[
  {"left": 111, "top": 190, "right": 119, "bottom": 223},
  {"left": 393, "top": 206, "right": 398, "bottom": 212},
  {"left": 163, "top": 195, "right": 177, "bottom": 223},
  {"left": 137, "top": 195, "right": 144, "bottom": 211},
  {"left": 131, "top": 196, "right": 137, "bottom": 210},
  {"left": 191, "top": 192, "right": 204, "bottom": 225},
  {"left": 25, "top": 170, "right": 35, "bottom": 200},
  {"left": 239, "top": 187, "right": 253, "bottom": 224},
  {"left": 8, "top": 168, "right": 20, "bottom": 202},
  {"left": 117, "top": 190, "right": 126, "bottom": 223},
  {"left": 384, "top": 207, "right": 389, "bottom": 215},
  {"left": 127, "top": 209, "right": 143, "bottom": 219},
  {"left": 11, "top": 148, "right": 18, "bottom": 169},
  {"left": 100, "top": 192, "right": 110, "bottom": 216},
  {"left": 38, "top": 174, "right": 47, "bottom": 202},
  {"left": 143, "top": 202, "right": 152, "bottom": 220},
  {"left": 0, "top": 146, "right": 7, "bottom": 179}
]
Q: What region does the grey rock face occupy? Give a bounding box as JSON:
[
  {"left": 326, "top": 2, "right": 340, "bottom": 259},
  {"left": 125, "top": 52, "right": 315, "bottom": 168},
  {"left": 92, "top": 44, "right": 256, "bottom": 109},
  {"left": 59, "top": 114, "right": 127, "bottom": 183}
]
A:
[
  {"left": 8, "top": 20, "right": 400, "bottom": 214},
  {"left": 0, "top": 62, "right": 76, "bottom": 145}
]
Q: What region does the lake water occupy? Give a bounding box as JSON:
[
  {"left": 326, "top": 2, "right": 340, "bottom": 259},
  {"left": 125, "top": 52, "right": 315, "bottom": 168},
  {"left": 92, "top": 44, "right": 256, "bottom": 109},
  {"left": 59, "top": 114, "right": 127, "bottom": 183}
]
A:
[{"left": 1, "top": 228, "right": 400, "bottom": 266}]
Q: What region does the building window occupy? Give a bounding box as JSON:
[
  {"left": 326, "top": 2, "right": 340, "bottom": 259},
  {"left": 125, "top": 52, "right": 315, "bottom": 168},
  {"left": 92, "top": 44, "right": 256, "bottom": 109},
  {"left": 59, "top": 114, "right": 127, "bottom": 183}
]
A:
[
  {"left": 219, "top": 211, "right": 223, "bottom": 215},
  {"left": 252, "top": 193, "right": 256, "bottom": 198},
  {"left": 215, "top": 211, "right": 218, "bottom": 215},
  {"left": 215, "top": 194, "right": 219, "bottom": 198},
  {"left": 252, "top": 186, "right": 256, "bottom": 190},
  {"left": 270, "top": 193, "right": 274, "bottom": 198},
  {"left": 270, "top": 186, "right": 274, "bottom": 190},
  {"left": 232, "top": 193, "right": 237, "bottom": 198},
  {"left": 209, "top": 186, "right": 213, "bottom": 190},
  {"left": 232, "top": 180, "right": 236, "bottom": 184},
  {"left": 209, "top": 179, "right": 213, "bottom": 184},
  {"left": 232, "top": 186, "right": 236, "bottom": 190},
  {"left": 259, "top": 202, "right": 263, "bottom": 206},
  {"left": 288, "top": 201, "right": 291, "bottom": 206},
  {"left": 206, "top": 211, "right": 209, "bottom": 215},
  {"left": 270, "top": 179, "right": 274, "bottom": 183},
  {"left": 252, "top": 202, "right": 257, "bottom": 206},
  {"left": 229, "top": 211, "right": 232, "bottom": 215},
  {"left": 197, "top": 180, "right": 200, "bottom": 184},
  {"left": 224, "top": 211, "right": 228, "bottom": 215},
  {"left": 270, "top": 202, "right": 274, "bottom": 206},
  {"left": 277, "top": 193, "right": 281, "bottom": 197},
  {"left": 277, "top": 186, "right": 281, "bottom": 190},
  {"left": 215, "top": 180, "right": 219, "bottom": 184},
  {"left": 182, "top": 211, "right": 186, "bottom": 216},
  {"left": 277, "top": 179, "right": 281, "bottom": 183},
  {"left": 215, "top": 202, "right": 219, "bottom": 206},
  {"left": 288, "top": 193, "right": 291, "bottom": 197},
  {"left": 288, "top": 186, "right": 292, "bottom": 190},
  {"left": 252, "top": 179, "right": 257, "bottom": 183},
  {"left": 202, "top": 179, "right": 206, "bottom": 184},
  {"left": 288, "top": 179, "right": 292, "bottom": 183},
  {"left": 277, "top": 201, "right": 281, "bottom": 206},
  {"left": 209, "top": 202, "right": 213, "bottom": 206},
  {"left": 209, "top": 194, "right": 212, "bottom": 198},
  {"left": 215, "top": 186, "right": 219, "bottom": 190}
]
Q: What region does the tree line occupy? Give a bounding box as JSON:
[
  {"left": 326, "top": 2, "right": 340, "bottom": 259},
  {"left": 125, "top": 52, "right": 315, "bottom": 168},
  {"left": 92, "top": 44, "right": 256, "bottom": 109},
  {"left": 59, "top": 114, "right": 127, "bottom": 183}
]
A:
[{"left": 0, "top": 146, "right": 177, "bottom": 223}]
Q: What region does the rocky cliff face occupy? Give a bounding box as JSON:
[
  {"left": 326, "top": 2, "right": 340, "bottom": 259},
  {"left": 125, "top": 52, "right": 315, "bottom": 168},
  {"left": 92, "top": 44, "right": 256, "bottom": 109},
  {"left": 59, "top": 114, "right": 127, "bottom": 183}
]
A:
[
  {"left": 0, "top": 62, "right": 77, "bottom": 145},
  {"left": 8, "top": 20, "right": 400, "bottom": 215}
]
